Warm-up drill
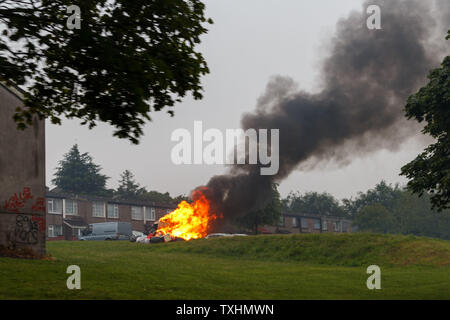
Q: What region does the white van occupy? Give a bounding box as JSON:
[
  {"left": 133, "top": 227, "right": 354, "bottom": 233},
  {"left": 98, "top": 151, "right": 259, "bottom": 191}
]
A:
[{"left": 79, "top": 222, "right": 132, "bottom": 241}]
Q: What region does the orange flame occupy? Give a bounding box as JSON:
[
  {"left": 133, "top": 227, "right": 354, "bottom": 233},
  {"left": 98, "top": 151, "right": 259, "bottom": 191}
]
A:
[{"left": 156, "top": 191, "right": 219, "bottom": 241}]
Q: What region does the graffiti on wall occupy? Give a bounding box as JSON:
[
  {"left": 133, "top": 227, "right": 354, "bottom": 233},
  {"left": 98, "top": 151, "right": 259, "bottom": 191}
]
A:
[
  {"left": 32, "top": 216, "right": 45, "bottom": 232},
  {"left": 2, "top": 187, "right": 45, "bottom": 250},
  {"left": 31, "top": 197, "right": 46, "bottom": 213},
  {"left": 3, "top": 187, "right": 46, "bottom": 213},
  {"left": 13, "top": 215, "right": 39, "bottom": 245},
  {"left": 3, "top": 187, "right": 33, "bottom": 213}
]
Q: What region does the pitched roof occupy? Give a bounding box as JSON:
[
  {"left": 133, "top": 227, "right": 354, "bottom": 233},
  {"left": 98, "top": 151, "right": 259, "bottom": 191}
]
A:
[
  {"left": 46, "top": 190, "right": 177, "bottom": 209},
  {"left": 63, "top": 219, "right": 88, "bottom": 228}
]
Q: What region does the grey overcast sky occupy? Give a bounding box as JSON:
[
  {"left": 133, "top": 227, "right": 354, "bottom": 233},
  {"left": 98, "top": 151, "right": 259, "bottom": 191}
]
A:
[{"left": 45, "top": 0, "right": 432, "bottom": 200}]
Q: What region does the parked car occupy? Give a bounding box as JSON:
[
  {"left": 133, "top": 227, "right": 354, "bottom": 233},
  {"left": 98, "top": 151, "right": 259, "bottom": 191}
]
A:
[
  {"left": 205, "top": 233, "right": 232, "bottom": 239},
  {"left": 79, "top": 222, "right": 132, "bottom": 241},
  {"left": 205, "top": 233, "right": 248, "bottom": 239}
]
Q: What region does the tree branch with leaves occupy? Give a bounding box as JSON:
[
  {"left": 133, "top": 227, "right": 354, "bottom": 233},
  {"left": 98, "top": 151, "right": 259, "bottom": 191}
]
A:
[
  {"left": 0, "top": 0, "right": 212, "bottom": 144},
  {"left": 400, "top": 31, "right": 450, "bottom": 211}
]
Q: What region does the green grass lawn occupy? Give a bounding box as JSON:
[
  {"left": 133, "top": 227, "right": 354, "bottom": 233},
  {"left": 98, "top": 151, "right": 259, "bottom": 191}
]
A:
[{"left": 0, "top": 233, "right": 449, "bottom": 299}]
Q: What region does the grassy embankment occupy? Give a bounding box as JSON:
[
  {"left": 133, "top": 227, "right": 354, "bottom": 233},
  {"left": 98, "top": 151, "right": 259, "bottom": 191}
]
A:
[{"left": 0, "top": 233, "right": 449, "bottom": 299}]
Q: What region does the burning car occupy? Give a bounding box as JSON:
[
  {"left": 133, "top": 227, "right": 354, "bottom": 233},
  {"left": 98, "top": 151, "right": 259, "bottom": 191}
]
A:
[
  {"left": 129, "top": 230, "right": 145, "bottom": 242},
  {"left": 138, "top": 189, "right": 221, "bottom": 244}
]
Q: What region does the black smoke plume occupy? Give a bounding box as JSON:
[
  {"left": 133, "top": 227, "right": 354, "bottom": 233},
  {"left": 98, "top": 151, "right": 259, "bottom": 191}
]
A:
[{"left": 198, "top": 0, "right": 449, "bottom": 226}]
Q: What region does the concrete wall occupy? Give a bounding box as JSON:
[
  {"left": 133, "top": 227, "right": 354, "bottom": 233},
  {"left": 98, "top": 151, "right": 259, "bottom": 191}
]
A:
[{"left": 0, "top": 83, "right": 46, "bottom": 258}]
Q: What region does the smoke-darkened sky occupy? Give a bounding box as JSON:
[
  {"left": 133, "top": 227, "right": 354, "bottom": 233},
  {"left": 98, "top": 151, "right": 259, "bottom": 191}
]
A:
[{"left": 45, "top": 0, "right": 448, "bottom": 201}]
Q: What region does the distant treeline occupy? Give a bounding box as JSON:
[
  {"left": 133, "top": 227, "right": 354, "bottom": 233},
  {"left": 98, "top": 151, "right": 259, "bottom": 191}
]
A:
[{"left": 282, "top": 181, "right": 450, "bottom": 240}]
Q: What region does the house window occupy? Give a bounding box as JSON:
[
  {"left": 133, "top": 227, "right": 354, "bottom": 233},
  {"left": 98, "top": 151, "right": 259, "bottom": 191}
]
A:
[
  {"left": 48, "top": 225, "right": 63, "bottom": 238},
  {"left": 300, "top": 218, "right": 308, "bottom": 229},
  {"left": 292, "top": 217, "right": 298, "bottom": 227},
  {"left": 314, "top": 219, "right": 321, "bottom": 230},
  {"left": 107, "top": 204, "right": 119, "bottom": 219},
  {"left": 278, "top": 216, "right": 284, "bottom": 226},
  {"left": 65, "top": 199, "right": 78, "bottom": 215},
  {"left": 322, "top": 220, "right": 328, "bottom": 231},
  {"left": 92, "top": 202, "right": 105, "bottom": 217},
  {"left": 131, "top": 206, "right": 143, "bottom": 220},
  {"left": 145, "top": 207, "right": 156, "bottom": 221},
  {"left": 47, "top": 198, "right": 62, "bottom": 214}
]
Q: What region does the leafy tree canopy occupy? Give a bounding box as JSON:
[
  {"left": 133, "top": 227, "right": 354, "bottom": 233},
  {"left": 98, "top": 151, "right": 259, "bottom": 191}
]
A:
[
  {"left": 393, "top": 191, "right": 449, "bottom": 239},
  {"left": 353, "top": 204, "right": 395, "bottom": 234},
  {"left": 237, "top": 183, "right": 282, "bottom": 234},
  {"left": 283, "top": 191, "right": 347, "bottom": 217},
  {"left": 52, "top": 144, "right": 109, "bottom": 195},
  {"left": 114, "top": 170, "right": 189, "bottom": 204},
  {"left": 115, "top": 170, "right": 147, "bottom": 199},
  {"left": 0, "top": 0, "right": 212, "bottom": 143},
  {"left": 342, "top": 181, "right": 403, "bottom": 216},
  {"left": 138, "top": 190, "right": 175, "bottom": 204},
  {"left": 400, "top": 31, "right": 450, "bottom": 210},
  {"left": 350, "top": 188, "right": 450, "bottom": 240}
]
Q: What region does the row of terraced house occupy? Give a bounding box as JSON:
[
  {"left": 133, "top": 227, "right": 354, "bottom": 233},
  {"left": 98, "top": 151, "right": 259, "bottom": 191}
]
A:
[
  {"left": 46, "top": 191, "right": 177, "bottom": 240},
  {"left": 46, "top": 190, "right": 353, "bottom": 240},
  {"left": 264, "top": 213, "right": 354, "bottom": 234}
]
